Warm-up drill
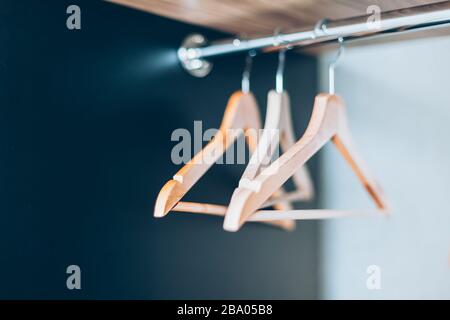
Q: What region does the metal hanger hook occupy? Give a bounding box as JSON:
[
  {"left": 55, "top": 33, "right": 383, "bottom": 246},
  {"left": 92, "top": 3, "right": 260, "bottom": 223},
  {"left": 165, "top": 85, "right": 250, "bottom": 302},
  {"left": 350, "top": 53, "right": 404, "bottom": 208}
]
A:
[
  {"left": 329, "top": 37, "right": 345, "bottom": 94},
  {"left": 276, "top": 48, "right": 286, "bottom": 93},
  {"left": 272, "top": 27, "right": 288, "bottom": 93},
  {"left": 241, "top": 50, "right": 256, "bottom": 93}
]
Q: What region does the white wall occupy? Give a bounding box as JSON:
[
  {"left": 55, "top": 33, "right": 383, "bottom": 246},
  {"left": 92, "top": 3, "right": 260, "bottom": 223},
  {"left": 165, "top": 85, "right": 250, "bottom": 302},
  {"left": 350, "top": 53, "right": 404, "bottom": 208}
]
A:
[{"left": 319, "top": 36, "right": 450, "bottom": 299}]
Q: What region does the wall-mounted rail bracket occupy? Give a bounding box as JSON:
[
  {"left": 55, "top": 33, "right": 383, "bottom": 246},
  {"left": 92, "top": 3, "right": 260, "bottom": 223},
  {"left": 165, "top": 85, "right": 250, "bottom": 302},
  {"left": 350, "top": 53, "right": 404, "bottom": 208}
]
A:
[{"left": 178, "top": 34, "right": 212, "bottom": 77}]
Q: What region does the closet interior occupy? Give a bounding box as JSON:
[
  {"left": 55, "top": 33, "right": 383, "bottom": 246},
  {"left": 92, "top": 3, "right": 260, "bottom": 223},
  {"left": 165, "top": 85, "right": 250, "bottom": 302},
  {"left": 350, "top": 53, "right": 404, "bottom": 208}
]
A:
[
  {"left": 140, "top": 1, "right": 450, "bottom": 231},
  {"left": 3, "top": 0, "right": 450, "bottom": 300}
]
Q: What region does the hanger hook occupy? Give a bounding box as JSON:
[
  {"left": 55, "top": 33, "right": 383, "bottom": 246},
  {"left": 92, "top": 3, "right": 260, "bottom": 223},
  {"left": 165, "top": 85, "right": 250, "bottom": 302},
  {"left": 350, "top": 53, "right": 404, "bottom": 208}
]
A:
[
  {"left": 242, "top": 50, "right": 256, "bottom": 93},
  {"left": 276, "top": 48, "right": 286, "bottom": 93},
  {"left": 329, "top": 37, "right": 344, "bottom": 95},
  {"left": 273, "top": 27, "right": 287, "bottom": 93}
]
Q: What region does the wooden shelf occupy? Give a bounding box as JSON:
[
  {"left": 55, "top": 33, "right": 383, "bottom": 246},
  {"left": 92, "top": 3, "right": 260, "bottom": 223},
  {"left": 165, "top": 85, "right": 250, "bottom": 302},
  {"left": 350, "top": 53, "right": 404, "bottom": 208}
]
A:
[{"left": 107, "top": 0, "right": 445, "bottom": 36}]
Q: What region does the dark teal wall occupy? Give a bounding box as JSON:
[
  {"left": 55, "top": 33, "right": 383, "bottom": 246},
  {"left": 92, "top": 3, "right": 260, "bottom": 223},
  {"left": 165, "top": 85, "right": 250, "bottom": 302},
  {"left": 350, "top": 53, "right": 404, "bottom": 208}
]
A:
[{"left": 0, "top": 0, "right": 319, "bottom": 299}]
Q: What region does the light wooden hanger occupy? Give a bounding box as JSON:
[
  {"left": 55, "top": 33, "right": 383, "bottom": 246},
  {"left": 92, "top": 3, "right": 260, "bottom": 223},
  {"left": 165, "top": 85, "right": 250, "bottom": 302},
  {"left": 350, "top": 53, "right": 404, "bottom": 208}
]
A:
[
  {"left": 224, "top": 39, "right": 389, "bottom": 232},
  {"left": 154, "top": 54, "right": 296, "bottom": 230},
  {"left": 238, "top": 49, "right": 314, "bottom": 203}
]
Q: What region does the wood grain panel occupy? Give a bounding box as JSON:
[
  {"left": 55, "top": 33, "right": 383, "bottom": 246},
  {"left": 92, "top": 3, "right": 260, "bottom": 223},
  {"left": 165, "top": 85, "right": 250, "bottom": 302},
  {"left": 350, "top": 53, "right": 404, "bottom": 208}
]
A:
[{"left": 107, "top": 0, "right": 446, "bottom": 36}]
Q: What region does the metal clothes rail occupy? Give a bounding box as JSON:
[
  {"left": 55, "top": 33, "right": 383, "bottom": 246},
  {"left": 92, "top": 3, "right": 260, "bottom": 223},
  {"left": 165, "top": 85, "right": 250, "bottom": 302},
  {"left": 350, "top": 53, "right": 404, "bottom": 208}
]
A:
[{"left": 177, "top": 1, "right": 450, "bottom": 77}]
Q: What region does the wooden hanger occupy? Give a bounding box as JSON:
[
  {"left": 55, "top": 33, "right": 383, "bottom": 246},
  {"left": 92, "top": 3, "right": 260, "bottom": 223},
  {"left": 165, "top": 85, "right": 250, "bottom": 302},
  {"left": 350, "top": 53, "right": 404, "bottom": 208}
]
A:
[
  {"left": 239, "top": 89, "right": 314, "bottom": 201},
  {"left": 225, "top": 49, "right": 313, "bottom": 231},
  {"left": 224, "top": 93, "right": 390, "bottom": 232},
  {"left": 154, "top": 90, "right": 295, "bottom": 230}
]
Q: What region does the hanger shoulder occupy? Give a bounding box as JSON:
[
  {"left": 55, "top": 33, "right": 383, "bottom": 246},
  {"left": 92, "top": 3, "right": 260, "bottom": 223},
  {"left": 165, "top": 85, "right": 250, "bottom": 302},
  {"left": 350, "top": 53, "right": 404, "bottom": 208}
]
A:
[
  {"left": 239, "top": 90, "right": 283, "bottom": 187},
  {"left": 220, "top": 91, "right": 261, "bottom": 132},
  {"left": 332, "top": 97, "right": 389, "bottom": 210},
  {"left": 278, "top": 91, "right": 314, "bottom": 200},
  {"left": 154, "top": 126, "right": 230, "bottom": 217},
  {"left": 239, "top": 89, "right": 313, "bottom": 195},
  {"left": 154, "top": 91, "right": 260, "bottom": 218},
  {"left": 231, "top": 90, "right": 312, "bottom": 230}
]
